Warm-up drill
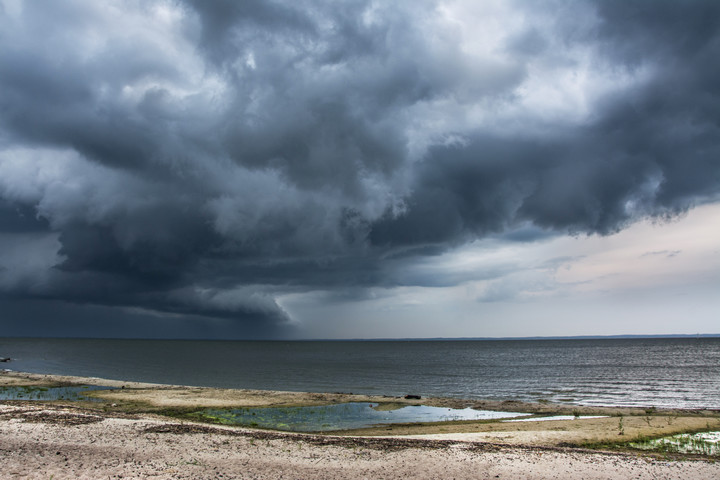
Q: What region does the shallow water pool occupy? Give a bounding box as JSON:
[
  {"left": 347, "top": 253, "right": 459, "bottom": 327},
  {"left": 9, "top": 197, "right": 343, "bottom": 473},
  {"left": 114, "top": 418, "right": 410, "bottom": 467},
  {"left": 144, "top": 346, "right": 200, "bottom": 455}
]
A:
[
  {"left": 503, "top": 415, "right": 608, "bottom": 422},
  {"left": 196, "top": 402, "right": 530, "bottom": 432}
]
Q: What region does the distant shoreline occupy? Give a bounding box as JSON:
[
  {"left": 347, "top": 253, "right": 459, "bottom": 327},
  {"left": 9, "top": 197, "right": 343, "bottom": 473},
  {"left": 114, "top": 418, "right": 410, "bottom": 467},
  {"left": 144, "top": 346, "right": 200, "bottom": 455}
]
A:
[{"left": 2, "top": 333, "right": 719, "bottom": 341}]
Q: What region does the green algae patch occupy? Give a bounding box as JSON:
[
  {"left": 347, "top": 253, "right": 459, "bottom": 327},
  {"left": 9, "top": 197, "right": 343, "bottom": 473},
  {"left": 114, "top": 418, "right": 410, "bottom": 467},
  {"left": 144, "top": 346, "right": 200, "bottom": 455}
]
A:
[
  {"left": 371, "top": 402, "right": 407, "bottom": 412},
  {"left": 0, "top": 384, "right": 115, "bottom": 402}
]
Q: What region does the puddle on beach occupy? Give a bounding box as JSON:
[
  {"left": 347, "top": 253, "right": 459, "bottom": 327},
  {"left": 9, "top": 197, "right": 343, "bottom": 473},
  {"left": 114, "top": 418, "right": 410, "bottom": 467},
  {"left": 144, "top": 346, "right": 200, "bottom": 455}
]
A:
[
  {"left": 503, "top": 415, "right": 609, "bottom": 422},
  {"left": 629, "top": 431, "right": 720, "bottom": 456},
  {"left": 0, "top": 385, "right": 114, "bottom": 402},
  {"left": 195, "top": 402, "right": 530, "bottom": 432}
]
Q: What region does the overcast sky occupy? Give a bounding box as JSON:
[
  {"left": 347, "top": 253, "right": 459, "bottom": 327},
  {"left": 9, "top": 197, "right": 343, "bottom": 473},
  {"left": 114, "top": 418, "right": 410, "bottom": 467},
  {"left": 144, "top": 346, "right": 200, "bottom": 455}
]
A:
[{"left": 0, "top": 0, "right": 718, "bottom": 339}]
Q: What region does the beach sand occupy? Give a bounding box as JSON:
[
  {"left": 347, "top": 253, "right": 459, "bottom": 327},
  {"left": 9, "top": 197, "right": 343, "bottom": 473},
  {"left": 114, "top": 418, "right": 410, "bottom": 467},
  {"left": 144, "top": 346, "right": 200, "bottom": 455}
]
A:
[{"left": 1, "top": 371, "right": 719, "bottom": 479}]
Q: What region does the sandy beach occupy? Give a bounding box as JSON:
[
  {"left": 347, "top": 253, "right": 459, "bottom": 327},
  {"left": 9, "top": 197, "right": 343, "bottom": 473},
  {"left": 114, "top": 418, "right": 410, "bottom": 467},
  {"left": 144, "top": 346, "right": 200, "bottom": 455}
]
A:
[{"left": 1, "top": 371, "right": 719, "bottom": 479}]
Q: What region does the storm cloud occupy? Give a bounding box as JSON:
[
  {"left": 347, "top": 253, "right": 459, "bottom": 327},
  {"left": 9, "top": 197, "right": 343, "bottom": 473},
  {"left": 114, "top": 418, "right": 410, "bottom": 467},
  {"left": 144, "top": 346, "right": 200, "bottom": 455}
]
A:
[{"left": 0, "top": 0, "right": 719, "bottom": 337}]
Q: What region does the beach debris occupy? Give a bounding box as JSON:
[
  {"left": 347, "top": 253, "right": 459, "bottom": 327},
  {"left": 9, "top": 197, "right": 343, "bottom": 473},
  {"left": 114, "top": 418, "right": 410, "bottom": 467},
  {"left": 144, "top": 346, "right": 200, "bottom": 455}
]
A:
[{"left": 21, "top": 411, "right": 105, "bottom": 425}]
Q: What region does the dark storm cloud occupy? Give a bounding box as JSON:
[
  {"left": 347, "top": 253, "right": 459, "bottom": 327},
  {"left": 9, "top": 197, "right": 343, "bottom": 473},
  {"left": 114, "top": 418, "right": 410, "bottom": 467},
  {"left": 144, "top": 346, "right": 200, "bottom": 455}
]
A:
[
  {"left": 0, "top": 297, "right": 285, "bottom": 339},
  {"left": 0, "top": 200, "right": 49, "bottom": 233},
  {"left": 372, "top": 0, "right": 720, "bottom": 244},
  {"left": 0, "top": 0, "right": 719, "bottom": 336},
  {"left": 592, "top": 0, "right": 720, "bottom": 64}
]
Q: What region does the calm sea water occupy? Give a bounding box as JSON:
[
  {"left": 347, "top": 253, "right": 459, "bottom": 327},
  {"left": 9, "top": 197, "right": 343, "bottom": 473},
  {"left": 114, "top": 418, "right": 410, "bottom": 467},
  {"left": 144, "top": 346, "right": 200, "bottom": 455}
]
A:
[{"left": 1, "top": 337, "right": 718, "bottom": 409}]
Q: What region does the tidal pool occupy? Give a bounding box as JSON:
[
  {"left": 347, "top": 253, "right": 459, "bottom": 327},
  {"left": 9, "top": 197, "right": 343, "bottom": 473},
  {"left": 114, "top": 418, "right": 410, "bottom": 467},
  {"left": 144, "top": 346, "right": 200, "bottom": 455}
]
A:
[
  {"left": 0, "top": 385, "right": 114, "bottom": 402},
  {"left": 195, "top": 402, "right": 530, "bottom": 432},
  {"left": 629, "top": 431, "right": 720, "bottom": 456},
  {"left": 503, "top": 415, "right": 608, "bottom": 422}
]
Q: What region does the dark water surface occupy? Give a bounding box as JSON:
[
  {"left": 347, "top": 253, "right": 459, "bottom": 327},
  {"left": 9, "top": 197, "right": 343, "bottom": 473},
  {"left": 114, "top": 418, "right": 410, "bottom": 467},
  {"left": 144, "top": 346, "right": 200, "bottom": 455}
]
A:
[{"left": 1, "top": 337, "right": 719, "bottom": 409}]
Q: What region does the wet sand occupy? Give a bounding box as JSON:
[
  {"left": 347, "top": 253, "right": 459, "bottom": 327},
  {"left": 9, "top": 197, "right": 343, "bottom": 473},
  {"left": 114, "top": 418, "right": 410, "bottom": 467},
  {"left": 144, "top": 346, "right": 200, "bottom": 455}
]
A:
[{"left": 1, "top": 371, "right": 719, "bottom": 479}]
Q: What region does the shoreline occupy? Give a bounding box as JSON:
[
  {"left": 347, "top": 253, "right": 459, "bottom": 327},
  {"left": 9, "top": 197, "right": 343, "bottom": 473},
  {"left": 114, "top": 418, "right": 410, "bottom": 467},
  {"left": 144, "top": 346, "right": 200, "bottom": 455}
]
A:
[
  {"left": 5, "top": 369, "right": 719, "bottom": 414},
  {"left": 2, "top": 370, "right": 720, "bottom": 479}
]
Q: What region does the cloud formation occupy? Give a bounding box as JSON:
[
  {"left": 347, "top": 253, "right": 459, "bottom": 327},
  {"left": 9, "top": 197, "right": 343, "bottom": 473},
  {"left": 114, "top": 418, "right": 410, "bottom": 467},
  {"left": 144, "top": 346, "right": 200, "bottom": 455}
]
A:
[{"left": 0, "top": 0, "right": 719, "bottom": 336}]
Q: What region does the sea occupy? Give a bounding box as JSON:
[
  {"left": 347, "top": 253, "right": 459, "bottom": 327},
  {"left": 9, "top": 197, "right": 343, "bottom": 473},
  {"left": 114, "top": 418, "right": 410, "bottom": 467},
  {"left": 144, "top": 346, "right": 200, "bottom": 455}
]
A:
[{"left": 1, "top": 337, "right": 719, "bottom": 409}]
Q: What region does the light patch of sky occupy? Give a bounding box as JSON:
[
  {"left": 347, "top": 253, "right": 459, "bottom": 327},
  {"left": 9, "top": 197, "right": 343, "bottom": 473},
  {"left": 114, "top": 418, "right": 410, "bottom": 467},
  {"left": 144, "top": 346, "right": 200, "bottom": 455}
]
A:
[
  {"left": 405, "top": 0, "right": 652, "bottom": 155},
  {"left": 280, "top": 202, "right": 720, "bottom": 339},
  {"left": 0, "top": 0, "right": 23, "bottom": 19},
  {"left": 0, "top": 232, "right": 63, "bottom": 292}
]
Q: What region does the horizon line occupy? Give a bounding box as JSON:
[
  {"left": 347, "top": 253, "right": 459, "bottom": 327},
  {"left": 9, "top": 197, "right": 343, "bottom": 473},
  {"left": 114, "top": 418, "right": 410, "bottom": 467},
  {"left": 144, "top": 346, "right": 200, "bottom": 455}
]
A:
[{"left": 3, "top": 333, "right": 720, "bottom": 342}]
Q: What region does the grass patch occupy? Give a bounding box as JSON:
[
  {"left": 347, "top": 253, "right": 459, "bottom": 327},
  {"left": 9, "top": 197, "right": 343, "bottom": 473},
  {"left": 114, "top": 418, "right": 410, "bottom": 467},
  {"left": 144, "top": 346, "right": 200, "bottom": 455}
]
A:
[
  {"left": 581, "top": 426, "right": 720, "bottom": 458},
  {"left": 629, "top": 431, "right": 720, "bottom": 456}
]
